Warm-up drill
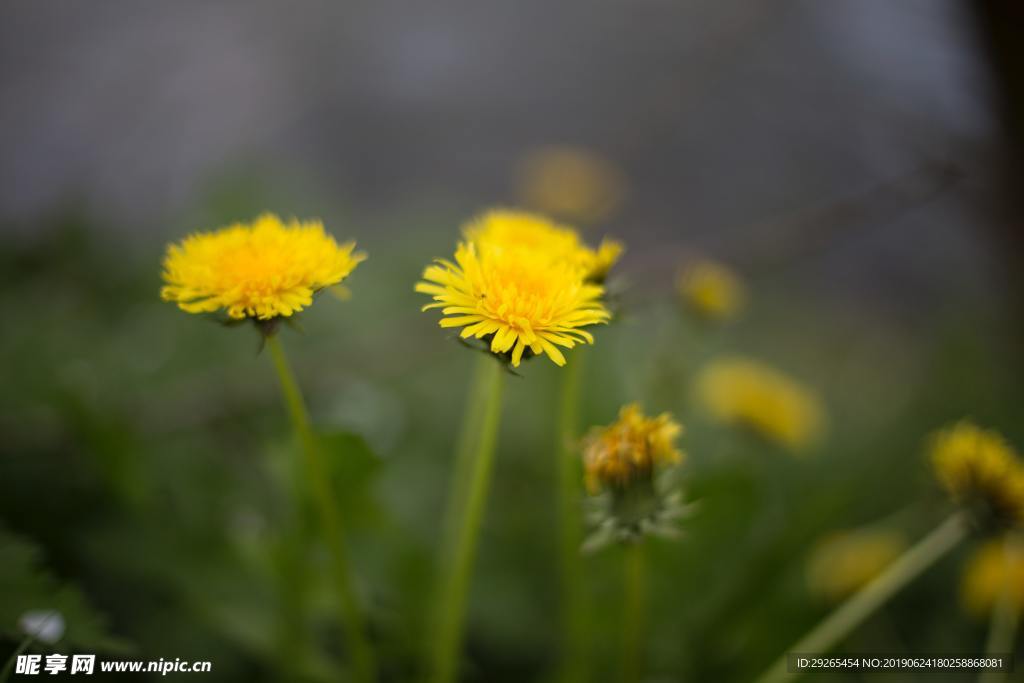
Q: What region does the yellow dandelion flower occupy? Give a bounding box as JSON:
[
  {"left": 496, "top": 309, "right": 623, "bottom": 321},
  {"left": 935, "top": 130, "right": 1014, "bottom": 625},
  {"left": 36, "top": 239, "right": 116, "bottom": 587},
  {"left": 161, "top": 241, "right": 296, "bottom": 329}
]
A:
[
  {"left": 961, "top": 539, "right": 1024, "bottom": 617},
  {"left": 464, "top": 209, "right": 622, "bottom": 282},
  {"left": 582, "top": 403, "right": 684, "bottom": 493},
  {"left": 930, "top": 421, "right": 1024, "bottom": 529},
  {"left": 161, "top": 213, "right": 365, "bottom": 321},
  {"left": 415, "top": 240, "right": 610, "bottom": 367},
  {"left": 806, "top": 530, "right": 908, "bottom": 602},
  {"left": 695, "top": 357, "right": 824, "bottom": 451},
  {"left": 677, "top": 260, "right": 745, "bottom": 321},
  {"left": 587, "top": 239, "right": 624, "bottom": 283},
  {"left": 517, "top": 146, "right": 626, "bottom": 224}
]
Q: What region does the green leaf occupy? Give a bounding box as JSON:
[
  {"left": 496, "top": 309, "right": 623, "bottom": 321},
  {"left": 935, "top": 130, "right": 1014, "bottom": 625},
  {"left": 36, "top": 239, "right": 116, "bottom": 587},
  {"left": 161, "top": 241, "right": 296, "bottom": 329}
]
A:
[
  {"left": 317, "top": 430, "right": 384, "bottom": 524},
  {"left": 0, "top": 527, "right": 131, "bottom": 653}
]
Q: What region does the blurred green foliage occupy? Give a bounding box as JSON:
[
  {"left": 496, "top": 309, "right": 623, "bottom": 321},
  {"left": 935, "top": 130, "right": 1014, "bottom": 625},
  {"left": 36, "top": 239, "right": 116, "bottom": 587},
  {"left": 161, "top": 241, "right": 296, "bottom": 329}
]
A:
[{"left": 1, "top": 203, "right": 1023, "bottom": 682}]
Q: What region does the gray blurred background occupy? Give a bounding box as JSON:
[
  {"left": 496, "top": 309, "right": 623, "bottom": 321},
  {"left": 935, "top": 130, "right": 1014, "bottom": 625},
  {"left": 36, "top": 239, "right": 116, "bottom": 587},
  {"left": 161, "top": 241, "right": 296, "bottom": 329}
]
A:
[{"left": 0, "top": 0, "right": 1020, "bottom": 319}]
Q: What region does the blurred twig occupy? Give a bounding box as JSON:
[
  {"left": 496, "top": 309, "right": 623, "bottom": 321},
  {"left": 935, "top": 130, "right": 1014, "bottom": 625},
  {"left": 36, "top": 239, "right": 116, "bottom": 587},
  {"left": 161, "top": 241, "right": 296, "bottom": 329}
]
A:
[
  {"left": 728, "top": 158, "right": 963, "bottom": 272},
  {"left": 627, "top": 157, "right": 963, "bottom": 293}
]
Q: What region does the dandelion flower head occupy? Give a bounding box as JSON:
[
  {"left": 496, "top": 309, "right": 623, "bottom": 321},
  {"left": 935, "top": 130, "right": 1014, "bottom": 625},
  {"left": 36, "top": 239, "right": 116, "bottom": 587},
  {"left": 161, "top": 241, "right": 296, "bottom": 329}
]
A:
[
  {"left": 465, "top": 209, "right": 622, "bottom": 282},
  {"left": 961, "top": 539, "right": 1024, "bottom": 617},
  {"left": 582, "top": 403, "right": 683, "bottom": 493},
  {"left": 931, "top": 421, "right": 1024, "bottom": 530},
  {"left": 806, "top": 530, "right": 907, "bottom": 602},
  {"left": 517, "top": 146, "right": 626, "bottom": 224},
  {"left": 678, "top": 259, "right": 745, "bottom": 321},
  {"left": 161, "top": 213, "right": 365, "bottom": 320},
  {"left": 415, "top": 239, "right": 610, "bottom": 367},
  {"left": 695, "top": 357, "right": 824, "bottom": 451}
]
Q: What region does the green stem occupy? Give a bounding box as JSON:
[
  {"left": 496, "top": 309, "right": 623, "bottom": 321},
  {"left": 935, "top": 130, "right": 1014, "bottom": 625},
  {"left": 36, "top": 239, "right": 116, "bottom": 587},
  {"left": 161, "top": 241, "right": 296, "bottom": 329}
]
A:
[
  {"left": 754, "top": 512, "right": 968, "bottom": 683},
  {"left": 438, "top": 354, "right": 493, "bottom": 571},
  {"left": 429, "top": 359, "right": 505, "bottom": 683},
  {"left": 621, "top": 542, "right": 646, "bottom": 683},
  {"left": 266, "top": 335, "right": 376, "bottom": 683},
  {"left": 979, "top": 536, "right": 1022, "bottom": 683},
  {"left": 0, "top": 633, "right": 35, "bottom": 683},
  {"left": 273, "top": 527, "right": 313, "bottom": 676},
  {"left": 557, "top": 353, "right": 588, "bottom": 683},
  {"left": 426, "top": 354, "right": 489, "bottom": 671}
]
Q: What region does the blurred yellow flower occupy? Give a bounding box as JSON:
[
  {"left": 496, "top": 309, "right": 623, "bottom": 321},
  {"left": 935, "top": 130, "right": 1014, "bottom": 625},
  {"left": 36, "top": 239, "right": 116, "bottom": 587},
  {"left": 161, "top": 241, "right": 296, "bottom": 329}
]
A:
[
  {"left": 695, "top": 357, "right": 824, "bottom": 451},
  {"left": 583, "top": 403, "right": 683, "bottom": 493},
  {"left": 806, "top": 529, "right": 908, "bottom": 602},
  {"left": 415, "top": 240, "right": 610, "bottom": 367},
  {"left": 464, "top": 209, "right": 622, "bottom": 282},
  {"left": 961, "top": 539, "right": 1024, "bottom": 617},
  {"left": 588, "top": 239, "right": 624, "bottom": 284},
  {"left": 931, "top": 421, "right": 1024, "bottom": 530},
  {"left": 677, "top": 260, "right": 745, "bottom": 321},
  {"left": 517, "top": 146, "right": 626, "bottom": 224},
  {"left": 161, "top": 213, "right": 365, "bottom": 320}
]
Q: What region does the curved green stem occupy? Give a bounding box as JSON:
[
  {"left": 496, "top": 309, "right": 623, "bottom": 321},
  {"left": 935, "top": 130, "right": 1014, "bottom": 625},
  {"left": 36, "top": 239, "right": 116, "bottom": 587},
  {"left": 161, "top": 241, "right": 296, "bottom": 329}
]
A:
[
  {"left": 754, "top": 512, "right": 968, "bottom": 683},
  {"left": 267, "top": 335, "right": 376, "bottom": 683},
  {"left": 556, "top": 353, "right": 588, "bottom": 683},
  {"left": 429, "top": 359, "right": 505, "bottom": 683},
  {"left": 621, "top": 542, "right": 647, "bottom": 683},
  {"left": 0, "top": 633, "right": 35, "bottom": 683}
]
